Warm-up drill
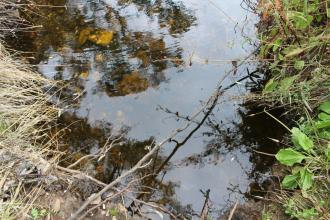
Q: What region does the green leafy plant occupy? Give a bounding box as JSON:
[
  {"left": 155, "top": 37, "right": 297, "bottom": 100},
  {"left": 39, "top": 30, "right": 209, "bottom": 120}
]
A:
[
  {"left": 275, "top": 103, "right": 330, "bottom": 191},
  {"left": 256, "top": 0, "right": 329, "bottom": 219},
  {"left": 107, "top": 208, "right": 119, "bottom": 217},
  {"left": 262, "top": 211, "right": 272, "bottom": 220},
  {"left": 30, "top": 208, "right": 48, "bottom": 220},
  {"left": 273, "top": 100, "right": 330, "bottom": 219},
  {"left": 284, "top": 199, "right": 318, "bottom": 220}
]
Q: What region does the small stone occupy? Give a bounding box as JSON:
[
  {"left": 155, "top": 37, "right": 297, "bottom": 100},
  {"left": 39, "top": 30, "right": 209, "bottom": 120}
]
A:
[
  {"left": 88, "top": 193, "right": 102, "bottom": 205},
  {"left": 52, "top": 198, "right": 61, "bottom": 212}
]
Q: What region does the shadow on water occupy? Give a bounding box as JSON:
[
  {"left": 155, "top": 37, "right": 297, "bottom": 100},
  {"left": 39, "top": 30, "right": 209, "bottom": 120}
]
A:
[{"left": 7, "top": 0, "right": 287, "bottom": 218}]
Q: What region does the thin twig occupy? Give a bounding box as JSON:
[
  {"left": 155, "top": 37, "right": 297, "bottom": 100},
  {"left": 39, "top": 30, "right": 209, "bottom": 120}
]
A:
[
  {"left": 56, "top": 165, "right": 106, "bottom": 187},
  {"left": 227, "top": 201, "right": 238, "bottom": 220},
  {"left": 252, "top": 149, "right": 276, "bottom": 157}
]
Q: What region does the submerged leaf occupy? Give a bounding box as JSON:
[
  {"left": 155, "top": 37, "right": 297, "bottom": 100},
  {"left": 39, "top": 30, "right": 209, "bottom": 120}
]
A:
[
  {"left": 79, "top": 71, "right": 89, "bottom": 79},
  {"left": 78, "top": 27, "right": 93, "bottom": 45},
  {"left": 116, "top": 71, "right": 149, "bottom": 95},
  {"left": 275, "top": 148, "right": 306, "bottom": 166},
  {"left": 78, "top": 28, "right": 114, "bottom": 46},
  {"left": 88, "top": 30, "right": 114, "bottom": 46}
]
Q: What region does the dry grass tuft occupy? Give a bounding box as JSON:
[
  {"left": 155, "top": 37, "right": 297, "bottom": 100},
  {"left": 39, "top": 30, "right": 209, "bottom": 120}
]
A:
[
  {"left": 0, "top": 2, "right": 65, "bottom": 219},
  {"left": 0, "top": 43, "right": 59, "bottom": 219},
  {"left": 0, "top": 45, "right": 57, "bottom": 137}
]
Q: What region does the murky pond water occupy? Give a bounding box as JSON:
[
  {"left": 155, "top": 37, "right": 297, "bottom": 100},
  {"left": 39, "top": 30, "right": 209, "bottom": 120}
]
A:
[{"left": 11, "top": 0, "right": 286, "bottom": 218}]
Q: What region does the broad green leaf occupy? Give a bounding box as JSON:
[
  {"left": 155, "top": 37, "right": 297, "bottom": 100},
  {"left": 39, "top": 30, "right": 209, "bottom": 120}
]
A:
[
  {"left": 282, "top": 174, "right": 299, "bottom": 189},
  {"left": 278, "top": 53, "right": 284, "bottom": 60},
  {"left": 272, "top": 38, "right": 282, "bottom": 52},
  {"left": 288, "top": 11, "right": 313, "bottom": 30},
  {"left": 319, "top": 130, "right": 330, "bottom": 140},
  {"left": 279, "top": 76, "right": 297, "bottom": 92},
  {"left": 318, "top": 112, "right": 330, "bottom": 121},
  {"left": 319, "top": 101, "right": 330, "bottom": 114},
  {"left": 315, "top": 120, "right": 330, "bottom": 129},
  {"left": 327, "top": 8, "right": 330, "bottom": 18},
  {"left": 275, "top": 148, "right": 306, "bottom": 166},
  {"left": 291, "top": 127, "right": 314, "bottom": 152},
  {"left": 294, "top": 60, "right": 305, "bottom": 70},
  {"left": 299, "top": 168, "right": 313, "bottom": 190},
  {"left": 0, "top": 121, "right": 7, "bottom": 133},
  {"left": 263, "top": 78, "right": 278, "bottom": 93}
]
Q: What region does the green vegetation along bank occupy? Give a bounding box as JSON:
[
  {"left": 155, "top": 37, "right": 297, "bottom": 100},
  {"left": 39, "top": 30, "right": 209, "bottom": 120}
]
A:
[{"left": 255, "top": 0, "right": 330, "bottom": 219}]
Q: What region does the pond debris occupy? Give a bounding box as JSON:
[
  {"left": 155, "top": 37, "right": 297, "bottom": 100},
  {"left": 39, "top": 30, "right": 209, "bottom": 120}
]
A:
[
  {"left": 79, "top": 71, "right": 89, "bottom": 79},
  {"left": 116, "top": 71, "right": 149, "bottom": 95},
  {"left": 78, "top": 28, "right": 114, "bottom": 46}
]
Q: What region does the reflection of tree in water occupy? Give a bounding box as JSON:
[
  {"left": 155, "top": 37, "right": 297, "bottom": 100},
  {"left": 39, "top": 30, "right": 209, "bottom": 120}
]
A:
[
  {"left": 117, "top": 0, "right": 196, "bottom": 35},
  {"left": 58, "top": 112, "right": 150, "bottom": 182},
  {"left": 56, "top": 112, "right": 195, "bottom": 217},
  {"left": 175, "top": 104, "right": 286, "bottom": 174},
  {"left": 9, "top": 0, "right": 199, "bottom": 216},
  {"left": 13, "top": 0, "right": 195, "bottom": 97},
  {"left": 170, "top": 102, "right": 287, "bottom": 200}
]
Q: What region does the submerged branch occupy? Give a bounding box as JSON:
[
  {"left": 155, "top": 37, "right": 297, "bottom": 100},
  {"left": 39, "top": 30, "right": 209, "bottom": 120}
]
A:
[{"left": 67, "top": 50, "right": 257, "bottom": 219}]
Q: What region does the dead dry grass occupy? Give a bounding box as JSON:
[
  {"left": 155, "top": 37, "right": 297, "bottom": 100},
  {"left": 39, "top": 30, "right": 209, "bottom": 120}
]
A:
[{"left": 0, "top": 40, "right": 59, "bottom": 219}]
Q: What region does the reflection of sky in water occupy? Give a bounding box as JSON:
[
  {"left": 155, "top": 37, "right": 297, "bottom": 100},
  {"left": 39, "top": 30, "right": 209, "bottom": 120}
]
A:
[{"left": 35, "top": 0, "right": 261, "bottom": 216}]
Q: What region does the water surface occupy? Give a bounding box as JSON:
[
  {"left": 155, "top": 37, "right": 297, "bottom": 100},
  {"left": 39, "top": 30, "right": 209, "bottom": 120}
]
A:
[{"left": 12, "top": 0, "right": 285, "bottom": 218}]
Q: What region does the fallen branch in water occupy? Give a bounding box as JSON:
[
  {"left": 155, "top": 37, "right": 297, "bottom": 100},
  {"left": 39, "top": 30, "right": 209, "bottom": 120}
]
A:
[
  {"left": 78, "top": 174, "right": 153, "bottom": 220},
  {"left": 200, "top": 189, "right": 211, "bottom": 220},
  {"left": 68, "top": 51, "right": 257, "bottom": 220},
  {"left": 56, "top": 165, "right": 106, "bottom": 187},
  {"left": 227, "top": 201, "right": 238, "bottom": 220}
]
